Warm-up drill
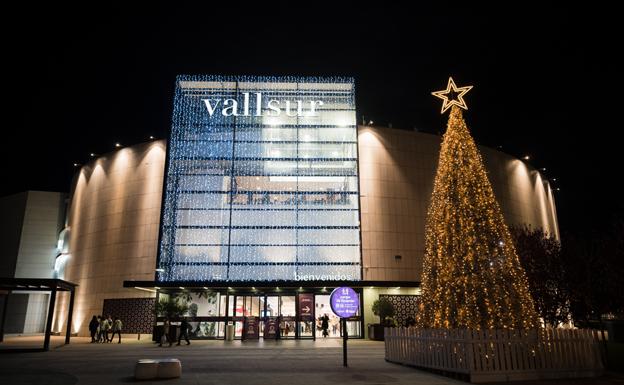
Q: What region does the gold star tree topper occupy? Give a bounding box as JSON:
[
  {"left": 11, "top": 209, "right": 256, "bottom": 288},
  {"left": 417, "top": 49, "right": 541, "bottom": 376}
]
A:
[{"left": 432, "top": 77, "right": 473, "bottom": 114}]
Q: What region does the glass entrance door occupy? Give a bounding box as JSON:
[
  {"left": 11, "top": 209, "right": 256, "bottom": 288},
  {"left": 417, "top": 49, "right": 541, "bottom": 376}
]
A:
[
  {"left": 233, "top": 295, "right": 262, "bottom": 338},
  {"left": 264, "top": 296, "right": 279, "bottom": 317},
  {"left": 279, "top": 296, "right": 296, "bottom": 339},
  {"left": 263, "top": 295, "right": 279, "bottom": 339},
  {"left": 226, "top": 292, "right": 362, "bottom": 340},
  {"left": 315, "top": 294, "right": 362, "bottom": 338}
]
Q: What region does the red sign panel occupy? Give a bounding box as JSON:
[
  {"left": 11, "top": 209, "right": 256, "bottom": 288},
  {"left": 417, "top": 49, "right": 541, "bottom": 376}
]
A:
[
  {"left": 298, "top": 294, "right": 314, "bottom": 321},
  {"left": 243, "top": 317, "right": 260, "bottom": 340},
  {"left": 264, "top": 317, "right": 278, "bottom": 339}
]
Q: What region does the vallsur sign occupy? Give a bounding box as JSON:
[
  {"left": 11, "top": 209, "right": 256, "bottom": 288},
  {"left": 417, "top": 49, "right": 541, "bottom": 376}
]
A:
[{"left": 202, "top": 92, "right": 324, "bottom": 117}]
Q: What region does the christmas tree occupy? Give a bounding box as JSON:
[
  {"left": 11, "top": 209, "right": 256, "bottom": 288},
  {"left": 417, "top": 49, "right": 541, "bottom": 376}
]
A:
[{"left": 418, "top": 78, "right": 538, "bottom": 329}]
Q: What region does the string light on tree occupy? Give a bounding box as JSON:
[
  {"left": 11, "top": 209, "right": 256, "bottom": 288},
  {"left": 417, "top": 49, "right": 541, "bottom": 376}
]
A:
[{"left": 418, "top": 77, "right": 539, "bottom": 330}]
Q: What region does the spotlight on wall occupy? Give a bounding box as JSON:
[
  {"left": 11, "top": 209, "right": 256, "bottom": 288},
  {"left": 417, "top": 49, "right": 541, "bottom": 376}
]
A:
[
  {"left": 523, "top": 155, "right": 530, "bottom": 160},
  {"left": 149, "top": 135, "right": 155, "bottom": 140},
  {"left": 115, "top": 143, "right": 122, "bottom": 148},
  {"left": 541, "top": 168, "right": 547, "bottom": 171},
  {"left": 135, "top": 287, "right": 156, "bottom": 293},
  {"left": 368, "top": 120, "right": 374, "bottom": 125},
  {"left": 73, "top": 163, "right": 80, "bottom": 167},
  {"left": 90, "top": 153, "right": 96, "bottom": 157}
]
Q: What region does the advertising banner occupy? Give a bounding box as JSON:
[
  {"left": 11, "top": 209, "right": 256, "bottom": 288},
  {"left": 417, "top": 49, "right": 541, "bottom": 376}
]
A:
[
  {"left": 298, "top": 294, "right": 314, "bottom": 321},
  {"left": 243, "top": 316, "right": 260, "bottom": 340},
  {"left": 264, "top": 317, "right": 278, "bottom": 339}
]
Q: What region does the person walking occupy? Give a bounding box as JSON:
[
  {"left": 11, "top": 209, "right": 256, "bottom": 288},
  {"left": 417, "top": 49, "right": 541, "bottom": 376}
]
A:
[
  {"left": 111, "top": 317, "right": 123, "bottom": 343},
  {"left": 88, "top": 316, "right": 99, "bottom": 343},
  {"left": 321, "top": 313, "right": 329, "bottom": 338},
  {"left": 159, "top": 318, "right": 172, "bottom": 347},
  {"left": 105, "top": 315, "right": 113, "bottom": 342},
  {"left": 98, "top": 315, "right": 107, "bottom": 343},
  {"left": 176, "top": 318, "right": 191, "bottom": 346}
]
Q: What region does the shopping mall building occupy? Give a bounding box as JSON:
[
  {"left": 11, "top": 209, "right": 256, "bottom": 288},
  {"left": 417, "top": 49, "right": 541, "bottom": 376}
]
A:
[{"left": 2, "top": 76, "right": 559, "bottom": 340}]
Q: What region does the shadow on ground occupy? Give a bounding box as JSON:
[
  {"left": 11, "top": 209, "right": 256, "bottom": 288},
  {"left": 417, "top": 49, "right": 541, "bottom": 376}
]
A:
[{"left": 1, "top": 369, "right": 78, "bottom": 385}]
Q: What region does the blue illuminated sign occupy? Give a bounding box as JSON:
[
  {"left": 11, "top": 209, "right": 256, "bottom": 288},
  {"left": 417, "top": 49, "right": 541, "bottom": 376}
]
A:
[{"left": 330, "top": 287, "right": 359, "bottom": 318}]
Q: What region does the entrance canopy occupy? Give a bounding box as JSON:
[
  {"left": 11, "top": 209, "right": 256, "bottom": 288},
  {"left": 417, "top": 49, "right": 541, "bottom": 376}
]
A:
[
  {"left": 123, "top": 280, "right": 419, "bottom": 290},
  {"left": 0, "top": 278, "right": 77, "bottom": 352},
  {"left": 124, "top": 280, "right": 420, "bottom": 340}
]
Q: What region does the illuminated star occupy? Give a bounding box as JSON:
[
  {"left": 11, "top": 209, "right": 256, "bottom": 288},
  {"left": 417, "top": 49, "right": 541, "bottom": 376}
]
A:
[{"left": 431, "top": 77, "right": 473, "bottom": 114}]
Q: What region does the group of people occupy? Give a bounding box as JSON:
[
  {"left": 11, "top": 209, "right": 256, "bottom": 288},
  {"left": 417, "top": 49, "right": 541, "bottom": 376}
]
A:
[
  {"left": 88, "top": 315, "right": 123, "bottom": 343},
  {"left": 158, "top": 318, "right": 192, "bottom": 347}
]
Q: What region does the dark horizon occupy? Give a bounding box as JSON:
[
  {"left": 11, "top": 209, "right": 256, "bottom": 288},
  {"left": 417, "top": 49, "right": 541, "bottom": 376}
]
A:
[{"left": 3, "top": 3, "right": 622, "bottom": 234}]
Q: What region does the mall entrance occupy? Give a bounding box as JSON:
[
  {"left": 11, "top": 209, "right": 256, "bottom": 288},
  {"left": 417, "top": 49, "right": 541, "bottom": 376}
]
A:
[
  {"left": 155, "top": 288, "right": 363, "bottom": 340},
  {"left": 231, "top": 294, "right": 360, "bottom": 339},
  {"left": 232, "top": 294, "right": 298, "bottom": 339}
]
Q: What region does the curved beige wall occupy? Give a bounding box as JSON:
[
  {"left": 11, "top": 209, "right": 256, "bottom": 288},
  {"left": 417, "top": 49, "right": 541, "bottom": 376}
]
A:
[
  {"left": 57, "top": 128, "right": 558, "bottom": 335},
  {"left": 359, "top": 126, "right": 559, "bottom": 282},
  {"left": 55, "top": 140, "right": 166, "bottom": 336}
]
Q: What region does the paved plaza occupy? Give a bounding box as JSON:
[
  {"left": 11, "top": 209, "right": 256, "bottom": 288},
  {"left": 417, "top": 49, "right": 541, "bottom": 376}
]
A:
[{"left": 1, "top": 337, "right": 622, "bottom": 385}]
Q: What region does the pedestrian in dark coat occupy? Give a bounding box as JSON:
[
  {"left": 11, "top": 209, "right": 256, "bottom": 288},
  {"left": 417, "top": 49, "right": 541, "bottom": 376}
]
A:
[
  {"left": 88, "top": 316, "right": 99, "bottom": 343},
  {"left": 321, "top": 314, "right": 330, "bottom": 338},
  {"left": 177, "top": 318, "right": 191, "bottom": 345}
]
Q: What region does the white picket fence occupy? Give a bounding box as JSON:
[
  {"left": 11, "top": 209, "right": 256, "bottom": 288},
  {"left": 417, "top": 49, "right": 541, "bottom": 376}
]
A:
[{"left": 385, "top": 328, "right": 604, "bottom": 383}]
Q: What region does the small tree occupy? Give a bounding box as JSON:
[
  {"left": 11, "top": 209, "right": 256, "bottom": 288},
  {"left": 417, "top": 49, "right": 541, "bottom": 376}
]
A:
[
  {"left": 511, "top": 225, "right": 570, "bottom": 327},
  {"left": 372, "top": 298, "right": 396, "bottom": 326},
  {"left": 154, "top": 297, "right": 189, "bottom": 318},
  {"left": 562, "top": 217, "right": 624, "bottom": 327}
]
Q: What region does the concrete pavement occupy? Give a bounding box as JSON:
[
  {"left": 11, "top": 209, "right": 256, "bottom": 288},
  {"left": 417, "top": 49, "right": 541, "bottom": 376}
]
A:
[
  {"left": 1, "top": 337, "right": 622, "bottom": 385},
  {"left": 0, "top": 337, "right": 462, "bottom": 385}
]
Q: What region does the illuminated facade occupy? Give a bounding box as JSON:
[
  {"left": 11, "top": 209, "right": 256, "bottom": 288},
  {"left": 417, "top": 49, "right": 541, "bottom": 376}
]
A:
[
  {"left": 50, "top": 76, "right": 559, "bottom": 339},
  {"left": 158, "top": 76, "right": 361, "bottom": 282}
]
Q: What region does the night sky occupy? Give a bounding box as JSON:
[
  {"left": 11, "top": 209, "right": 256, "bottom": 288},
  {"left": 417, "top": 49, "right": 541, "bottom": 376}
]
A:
[{"left": 4, "top": 3, "right": 622, "bottom": 234}]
